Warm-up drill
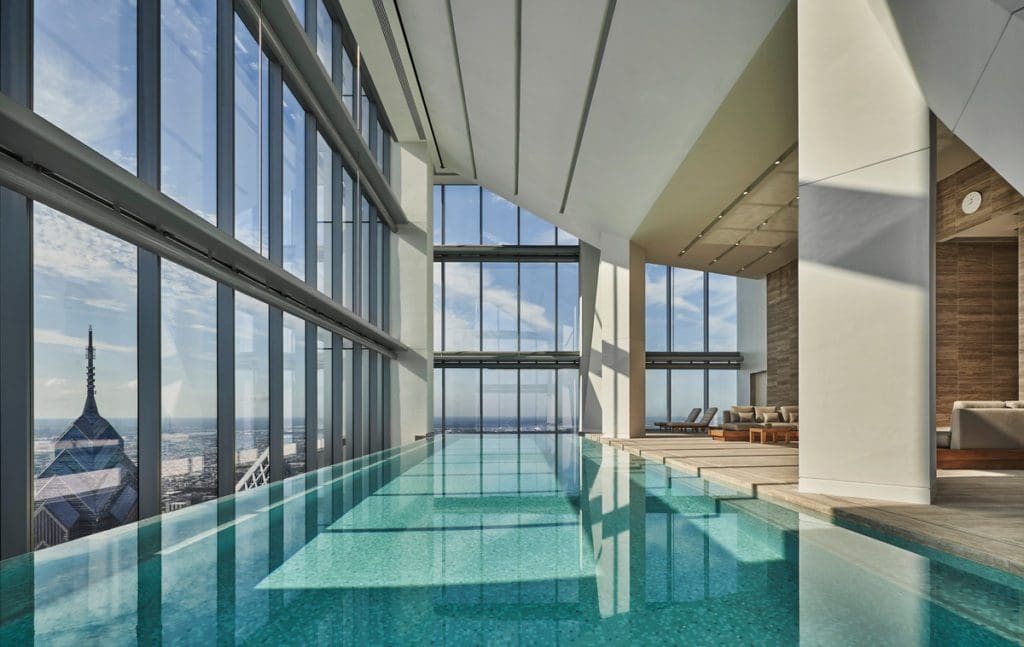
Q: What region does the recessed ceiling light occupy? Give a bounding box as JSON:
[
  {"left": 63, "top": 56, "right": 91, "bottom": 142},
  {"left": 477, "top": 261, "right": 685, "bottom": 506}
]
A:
[
  {"left": 774, "top": 160, "right": 781, "bottom": 165},
  {"left": 717, "top": 215, "right": 723, "bottom": 219},
  {"left": 734, "top": 242, "right": 740, "bottom": 246},
  {"left": 768, "top": 250, "right": 774, "bottom": 254},
  {"left": 697, "top": 234, "right": 703, "bottom": 238},
  {"left": 742, "top": 191, "right": 749, "bottom": 196}
]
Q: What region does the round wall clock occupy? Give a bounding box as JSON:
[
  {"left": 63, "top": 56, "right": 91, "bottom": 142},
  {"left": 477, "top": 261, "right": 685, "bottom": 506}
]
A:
[{"left": 961, "top": 191, "right": 982, "bottom": 215}]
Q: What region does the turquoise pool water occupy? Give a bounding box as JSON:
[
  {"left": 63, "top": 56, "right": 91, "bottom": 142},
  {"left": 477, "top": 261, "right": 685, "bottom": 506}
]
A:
[{"left": 1, "top": 434, "right": 1021, "bottom": 645}]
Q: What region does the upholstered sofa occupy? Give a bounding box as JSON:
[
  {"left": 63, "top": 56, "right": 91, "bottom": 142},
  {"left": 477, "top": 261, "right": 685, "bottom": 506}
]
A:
[
  {"left": 722, "top": 405, "right": 799, "bottom": 431},
  {"left": 950, "top": 401, "right": 1024, "bottom": 449}
]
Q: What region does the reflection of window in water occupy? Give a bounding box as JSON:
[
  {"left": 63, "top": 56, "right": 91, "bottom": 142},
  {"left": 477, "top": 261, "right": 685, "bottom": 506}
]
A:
[{"left": 33, "top": 328, "right": 139, "bottom": 549}]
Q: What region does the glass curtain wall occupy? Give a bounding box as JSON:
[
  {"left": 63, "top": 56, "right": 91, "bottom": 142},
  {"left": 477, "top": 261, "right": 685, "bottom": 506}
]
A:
[
  {"left": 434, "top": 185, "right": 580, "bottom": 434},
  {"left": 9, "top": 0, "right": 397, "bottom": 554},
  {"left": 644, "top": 264, "right": 739, "bottom": 427}
]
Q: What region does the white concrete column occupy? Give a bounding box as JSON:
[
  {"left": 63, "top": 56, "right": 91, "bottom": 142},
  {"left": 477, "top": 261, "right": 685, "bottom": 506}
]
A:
[
  {"left": 390, "top": 142, "right": 433, "bottom": 446},
  {"left": 593, "top": 233, "right": 645, "bottom": 439},
  {"left": 798, "top": 0, "right": 935, "bottom": 503},
  {"left": 579, "top": 241, "right": 603, "bottom": 434}
]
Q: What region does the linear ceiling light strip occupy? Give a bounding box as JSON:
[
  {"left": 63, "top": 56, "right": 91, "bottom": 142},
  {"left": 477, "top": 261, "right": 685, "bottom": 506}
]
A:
[
  {"left": 445, "top": 0, "right": 477, "bottom": 179},
  {"left": 559, "top": 0, "right": 616, "bottom": 215}
]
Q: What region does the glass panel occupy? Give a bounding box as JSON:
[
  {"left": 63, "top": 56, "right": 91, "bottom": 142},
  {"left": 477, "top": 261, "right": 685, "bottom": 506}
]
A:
[
  {"left": 360, "top": 89, "right": 370, "bottom": 143},
  {"left": 707, "top": 370, "right": 737, "bottom": 426},
  {"left": 315, "top": 133, "right": 332, "bottom": 296},
  {"left": 645, "top": 370, "right": 667, "bottom": 427},
  {"left": 557, "top": 229, "right": 579, "bottom": 246},
  {"left": 481, "top": 190, "right": 517, "bottom": 245},
  {"left": 34, "top": 0, "right": 137, "bottom": 173},
  {"left": 235, "top": 293, "right": 269, "bottom": 490},
  {"left": 161, "top": 0, "right": 217, "bottom": 222},
  {"left": 520, "top": 263, "right": 556, "bottom": 351},
  {"left": 316, "top": 328, "right": 331, "bottom": 468},
  {"left": 33, "top": 204, "right": 138, "bottom": 549},
  {"left": 283, "top": 83, "right": 306, "bottom": 280},
  {"left": 442, "top": 185, "right": 480, "bottom": 245},
  {"left": 433, "top": 261, "right": 443, "bottom": 352},
  {"left": 283, "top": 313, "right": 305, "bottom": 477},
  {"left": 443, "top": 262, "right": 480, "bottom": 351},
  {"left": 234, "top": 16, "right": 269, "bottom": 257},
  {"left": 481, "top": 263, "right": 517, "bottom": 352},
  {"left": 520, "top": 370, "right": 555, "bottom": 432},
  {"left": 644, "top": 264, "right": 668, "bottom": 352},
  {"left": 359, "top": 197, "right": 371, "bottom": 319},
  {"left": 557, "top": 263, "right": 579, "bottom": 352},
  {"left": 672, "top": 267, "right": 704, "bottom": 352},
  {"left": 443, "top": 369, "right": 479, "bottom": 432},
  {"left": 161, "top": 261, "right": 217, "bottom": 511},
  {"left": 482, "top": 369, "right": 517, "bottom": 432},
  {"left": 670, "top": 370, "right": 704, "bottom": 422},
  {"left": 557, "top": 368, "right": 578, "bottom": 432},
  {"left": 708, "top": 273, "right": 738, "bottom": 351},
  {"left": 519, "top": 209, "right": 556, "bottom": 245},
  {"left": 316, "top": 0, "right": 332, "bottom": 74},
  {"left": 433, "top": 185, "right": 443, "bottom": 246},
  {"left": 433, "top": 367, "right": 444, "bottom": 433},
  {"left": 341, "top": 47, "right": 355, "bottom": 114},
  {"left": 342, "top": 338, "right": 354, "bottom": 460},
  {"left": 341, "top": 169, "right": 355, "bottom": 311},
  {"left": 289, "top": 0, "right": 304, "bottom": 27}
]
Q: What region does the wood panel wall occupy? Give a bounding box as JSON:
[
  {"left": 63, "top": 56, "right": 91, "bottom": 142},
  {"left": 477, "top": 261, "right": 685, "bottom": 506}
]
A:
[
  {"left": 936, "top": 241, "right": 1019, "bottom": 426},
  {"left": 767, "top": 261, "right": 798, "bottom": 406},
  {"left": 937, "top": 159, "right": 1024, "bottom": 240}
]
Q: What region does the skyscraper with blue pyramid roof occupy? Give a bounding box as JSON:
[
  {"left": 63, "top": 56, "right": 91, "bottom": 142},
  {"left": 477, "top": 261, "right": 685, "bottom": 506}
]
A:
[{"left": 33, "top": 327, "right": 139, "bottom": 548}]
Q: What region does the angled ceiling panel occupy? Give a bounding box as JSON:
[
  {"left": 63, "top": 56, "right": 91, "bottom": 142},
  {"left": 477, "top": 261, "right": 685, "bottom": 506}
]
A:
[
  {"left": 516, "top": 1, "right": 606, "bottom": 224},
  {"left": 563, "top": 0, "right": 790, "bottom": 240},
  {"left": 395, "top": 0, "right": 473, "bottom": 173},
  {"left": 450, "top": 0, "right": 517, "bottom": 196}
]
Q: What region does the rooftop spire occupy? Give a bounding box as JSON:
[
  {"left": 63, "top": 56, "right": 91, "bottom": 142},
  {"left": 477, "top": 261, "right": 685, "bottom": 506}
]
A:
[{"left": 85, "top": 326, "right": 97, "bottom": 413}]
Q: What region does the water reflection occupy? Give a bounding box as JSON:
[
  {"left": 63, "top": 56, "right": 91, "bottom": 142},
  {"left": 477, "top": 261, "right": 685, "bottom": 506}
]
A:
[{"left": 0, "top": 435, "right": 1020, "bottom": 645}]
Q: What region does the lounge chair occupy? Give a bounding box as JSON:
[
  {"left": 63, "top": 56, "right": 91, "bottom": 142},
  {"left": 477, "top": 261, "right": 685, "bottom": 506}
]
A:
[
  {"left": 653, "top": 408, "right": 701, "bottom": 429},
  {"left": 665, "top": 407, "right": 718, "bottom": 432}
]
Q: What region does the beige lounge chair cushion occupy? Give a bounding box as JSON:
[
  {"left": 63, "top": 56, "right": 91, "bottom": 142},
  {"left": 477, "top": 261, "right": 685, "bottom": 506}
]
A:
[
  {"left": 754, "top": 406, "right": 777, "bottom": 422},
  {"left": 954, "top": 401, "right": 1007, "bottom": 409}
]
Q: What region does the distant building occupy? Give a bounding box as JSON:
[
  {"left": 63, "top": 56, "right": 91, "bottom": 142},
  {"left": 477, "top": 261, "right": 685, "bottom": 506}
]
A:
[{"left": 33, "top": 327, "right": 138, "bottom": 549}]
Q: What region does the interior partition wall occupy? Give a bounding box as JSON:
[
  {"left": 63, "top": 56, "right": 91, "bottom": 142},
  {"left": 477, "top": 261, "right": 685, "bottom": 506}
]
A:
[
  {"left": 0, "top": 0, "right": 402, "bottom": 559},
  {"left": 644, "top": 264, "right": 740, "bottom": 427},
  {"left": 433, "top": 185, "right": 580, "bottom": 434}
]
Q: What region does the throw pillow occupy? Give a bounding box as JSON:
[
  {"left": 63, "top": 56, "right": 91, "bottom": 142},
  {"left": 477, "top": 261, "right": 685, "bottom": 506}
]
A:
[
  {"left": 762, "top": 412, "right": 781, "bottom": 423},
  {"left": 790, "top": 412, "right": 799, "bottom": 422},
  {"left": 754, "top": 406, "right": 776, "bottom": 422},
  {"left": 737, "top": 411, "right": 754, "bottom": 422}
]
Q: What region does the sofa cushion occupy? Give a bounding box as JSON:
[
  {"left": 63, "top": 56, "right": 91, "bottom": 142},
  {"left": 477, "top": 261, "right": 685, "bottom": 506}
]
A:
[
  {"left": 762, "top": 412, "right": 781, "bottom": 423},
  {"left": 754, "top": 406, "right": 777, "bottom": 422},
  {"left": 954, "top": 401, "right": 1007, "bottom": 409},
  {"left": 737, "top": 411, "right": 754, "bottom": 422},
  {"left": 1006, "top": 401, "right": 1024, "bottom": 409},
  {"left": 790, "top": 412, "right": 799, "bottom": 422},
  {"left": 779, "top": 405, "right": 798, "bottom": 422},
  {"left": 731, "top": 405, "right": 755, "bottom": 414}
]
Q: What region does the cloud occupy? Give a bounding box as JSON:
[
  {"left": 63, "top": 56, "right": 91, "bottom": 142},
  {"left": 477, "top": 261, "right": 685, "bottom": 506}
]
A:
[{"left": 35, "top": 328, "right": 135, "bottom": 354}]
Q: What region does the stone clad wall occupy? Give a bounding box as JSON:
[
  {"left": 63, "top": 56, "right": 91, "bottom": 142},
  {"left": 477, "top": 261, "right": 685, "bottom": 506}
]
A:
[
  {"left": 767, "top": 260, "right": 798, "bottom": 406},
  {"left": 935, "top": 241, "right": 1018, "bottom": 426}
]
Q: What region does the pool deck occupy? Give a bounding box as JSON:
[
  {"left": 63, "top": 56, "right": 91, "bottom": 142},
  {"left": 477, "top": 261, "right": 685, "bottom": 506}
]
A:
[{"left": 587, "top": 433, "right": 1024, "bottom": 578}]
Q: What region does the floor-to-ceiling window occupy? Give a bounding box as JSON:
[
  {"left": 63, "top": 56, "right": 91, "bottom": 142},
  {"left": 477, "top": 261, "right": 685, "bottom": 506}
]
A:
[
  {"left": 644, "top": 264, "right": 739, "bottom": 427},
  {"left": 4, "top": 0, "right": 397, "bottom": 559},
  {"left": 434, "top": 185, "right": 580, "bottom": 434}
]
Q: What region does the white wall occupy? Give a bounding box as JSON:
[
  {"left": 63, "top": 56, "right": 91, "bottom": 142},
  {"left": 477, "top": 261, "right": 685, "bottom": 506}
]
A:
[
  {"left": 797, "top": 0, "right": 935, "bottom": 504},
  {"left": 736, "top": 277, "right": 767, "bottom": 405},
  {"left": 390, "top": 142, "right": 433, "bottom": 446}
]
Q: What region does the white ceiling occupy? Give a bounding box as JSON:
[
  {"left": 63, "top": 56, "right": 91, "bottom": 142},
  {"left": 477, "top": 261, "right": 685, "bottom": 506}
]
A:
[{"left": 390, "top": 0, "right": 792, "bottom": 250}]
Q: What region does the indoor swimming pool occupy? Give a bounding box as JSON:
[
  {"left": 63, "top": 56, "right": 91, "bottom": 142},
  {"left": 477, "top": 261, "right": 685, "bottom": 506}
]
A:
[{"left": 0, "top": 434, "right": 1021, "bottom": 645}]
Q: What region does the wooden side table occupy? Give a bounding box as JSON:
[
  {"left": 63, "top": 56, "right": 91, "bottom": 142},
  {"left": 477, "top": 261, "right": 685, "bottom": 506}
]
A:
[{"left": 749, "top": 424, "right": 777, "bottom": 444}]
